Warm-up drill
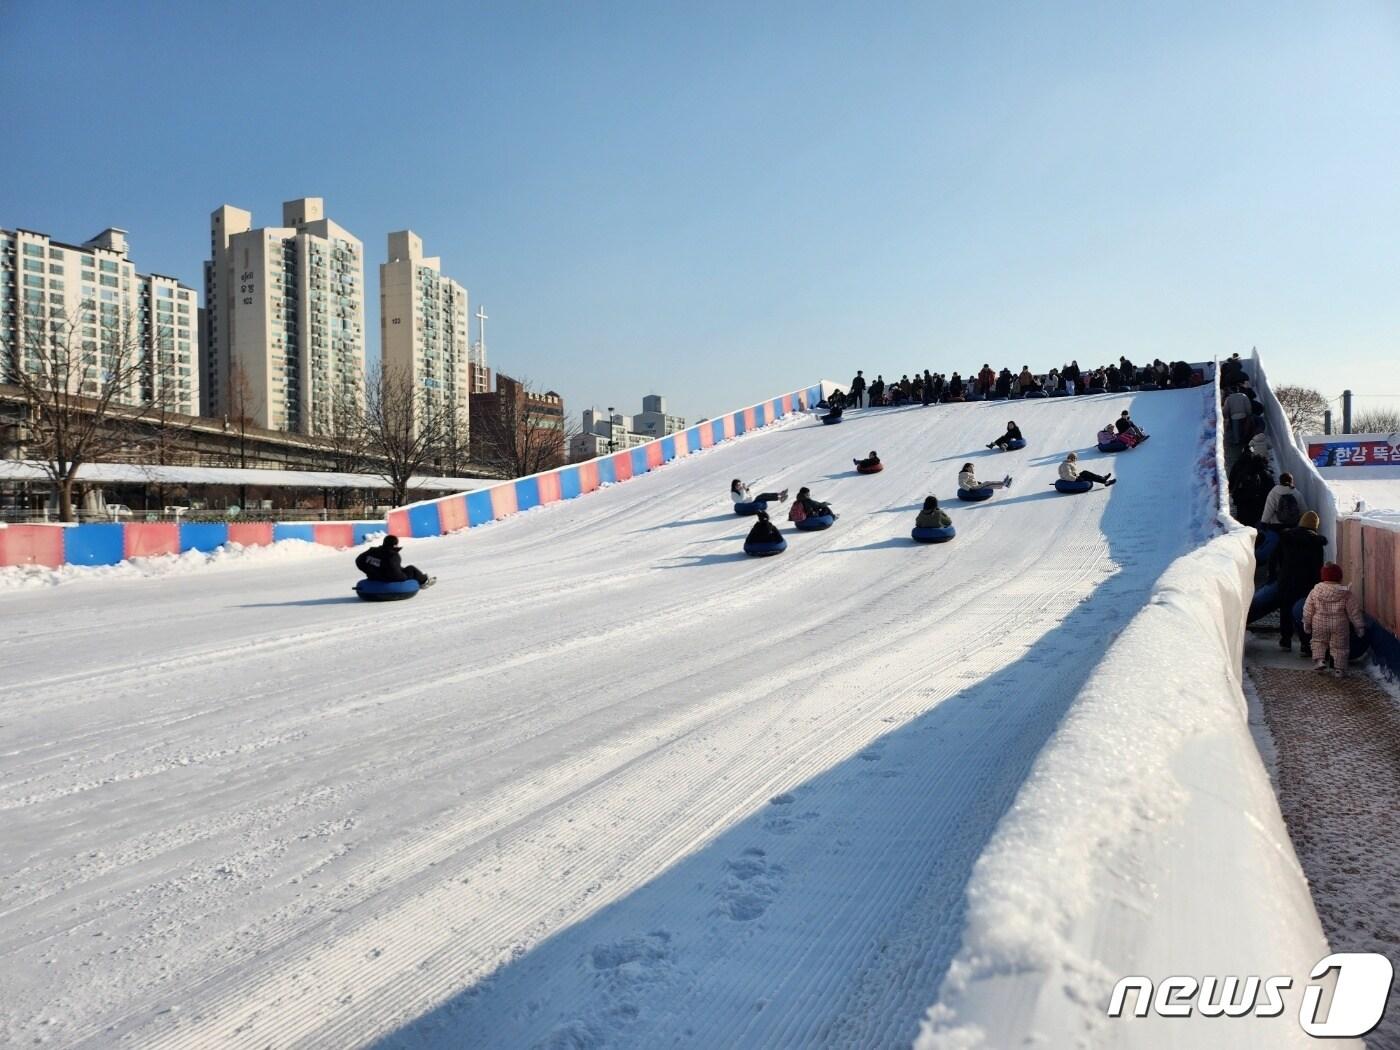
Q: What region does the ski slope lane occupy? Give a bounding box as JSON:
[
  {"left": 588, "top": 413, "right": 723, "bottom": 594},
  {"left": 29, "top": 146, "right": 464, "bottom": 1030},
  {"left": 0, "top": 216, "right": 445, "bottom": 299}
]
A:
[{"left": 0, "top": 390, "right": 1208, "bottom": 1048}]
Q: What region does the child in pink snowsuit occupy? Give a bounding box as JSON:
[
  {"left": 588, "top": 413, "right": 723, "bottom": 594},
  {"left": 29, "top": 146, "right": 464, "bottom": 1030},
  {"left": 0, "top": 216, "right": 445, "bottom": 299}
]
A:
[{"left": 1303, "top": 563, "right": 1365, "bottom": 676}]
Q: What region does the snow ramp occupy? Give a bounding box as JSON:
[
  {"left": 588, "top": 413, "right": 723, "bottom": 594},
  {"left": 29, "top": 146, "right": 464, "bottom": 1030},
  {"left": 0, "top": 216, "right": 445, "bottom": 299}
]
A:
[{"left": 0, "top": 387, "right": 1326, "bottom": 1048}]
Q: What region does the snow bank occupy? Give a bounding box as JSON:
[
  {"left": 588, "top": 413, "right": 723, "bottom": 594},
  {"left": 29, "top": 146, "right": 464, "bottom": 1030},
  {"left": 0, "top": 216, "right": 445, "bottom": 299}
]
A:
[
  {"left": 918, "top": 371, "right": 1337, "bottom": 1049},
  {"left": 0, "top": 536, "right": 355, "bottom": 591}
]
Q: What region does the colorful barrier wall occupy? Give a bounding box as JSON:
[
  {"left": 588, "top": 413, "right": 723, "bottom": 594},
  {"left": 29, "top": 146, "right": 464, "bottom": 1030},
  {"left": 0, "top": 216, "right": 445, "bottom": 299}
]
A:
[
  {"left": 0, "top": 518, "right": 386, "bottom": 569},
  {"left": 0, "top": 380, "right": 835, "bottom": 569},
  {"left": 388, "top": 380, "right": 832, "bottom": 540}
]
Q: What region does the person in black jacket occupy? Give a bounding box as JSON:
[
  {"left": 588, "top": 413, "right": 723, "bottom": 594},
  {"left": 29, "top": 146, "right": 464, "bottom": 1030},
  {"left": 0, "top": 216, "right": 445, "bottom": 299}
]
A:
[
  {"left": 1228, "top": 447, "right": 1273, "bottom": 527},
  {"left": 986, "top": 421, "right": 1023, "bottom": 450},
  {"left": 849, "top": 370, "right": 866, "bottom": 408},
  {"left": 746, "top": 510, "right": 783, "bottom": 545},
  {"left": 356, "top": 535, "right": 435, "bottom": 587},
  {"left": 1271, "top": 511, "right": 1327, "bottom": 652}
]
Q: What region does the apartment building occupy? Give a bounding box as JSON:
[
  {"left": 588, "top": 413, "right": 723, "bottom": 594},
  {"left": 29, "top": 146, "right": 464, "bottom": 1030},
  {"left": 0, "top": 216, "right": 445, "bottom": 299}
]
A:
[
  {"left": 0, "top": 226, "right": 198, "bottom": 413},
  {"left": 379, "top": 230, "right": 469, "bottom": 440},
  {"left": 204, "top": 197, "right": 365, "bottom": 435},
  {"left": 633, "top": 394, "right": 685, "bottom": 438}
]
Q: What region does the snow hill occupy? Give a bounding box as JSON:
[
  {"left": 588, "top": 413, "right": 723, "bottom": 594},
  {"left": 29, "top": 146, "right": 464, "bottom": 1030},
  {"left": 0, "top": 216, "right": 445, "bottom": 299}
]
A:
[{"left": 0, "top": 388, "right": 1327, "bottom": 1048}]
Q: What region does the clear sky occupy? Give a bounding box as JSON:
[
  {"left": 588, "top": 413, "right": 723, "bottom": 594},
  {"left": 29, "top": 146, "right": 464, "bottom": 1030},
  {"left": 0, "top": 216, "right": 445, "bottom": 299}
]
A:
[{"left": 3, "top": 1, "right": 1398, "bottom": 424}]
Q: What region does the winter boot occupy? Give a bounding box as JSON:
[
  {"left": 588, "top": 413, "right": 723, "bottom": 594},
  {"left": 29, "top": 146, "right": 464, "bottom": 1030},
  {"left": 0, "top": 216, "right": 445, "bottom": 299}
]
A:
[
  {"left": 421, "top": 576, "right": 438, "bottom": 589},
  {"left": 1003, "top": 475, "right": 1013, "bottom": 488}
]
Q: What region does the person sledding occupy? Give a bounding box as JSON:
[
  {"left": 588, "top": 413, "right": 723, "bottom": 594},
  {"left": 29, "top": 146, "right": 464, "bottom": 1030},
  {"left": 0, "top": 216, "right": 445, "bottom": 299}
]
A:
[
  {"left": 788, "top": 486, "right": 835, "bottom": 524},
  {"left": 915, "top": 495, "right": 952, "bottom": 529},
  {"left": 1303, "top": 563, "right": 1365, "bottom": 677},
  {"left": 1059, "top": 451, "right": 1114, "bottom": 488},
  {"left": 1115, "top": 410, "right": 1149, "bottom": 443},
  {"left": 356, "top": 535, "right": 435, "bottom": 588},
  {"left": 853, "top": 450, "right": 881, "bottom": 471},
  {"left": 731, "top": 479, "right": 788, "bottom": 505},
  {"left": 986, "top": 421, "right": 1024, "bottom": 451},
  {"left": 746, "top": 510, "right": 784, "bottom": 546},
  {"left": 958, "top": 463, "right": 1011, "bottom": 493}
]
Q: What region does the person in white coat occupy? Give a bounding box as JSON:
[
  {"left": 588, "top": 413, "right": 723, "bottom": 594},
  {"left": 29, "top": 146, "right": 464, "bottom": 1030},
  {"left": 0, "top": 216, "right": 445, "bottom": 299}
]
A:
[
  {"left": 1059, "top": 452, "right": 1114, "bottom": 488},
  {"left": 958, "top": 463, "right": 1012, "bottom": 492}
]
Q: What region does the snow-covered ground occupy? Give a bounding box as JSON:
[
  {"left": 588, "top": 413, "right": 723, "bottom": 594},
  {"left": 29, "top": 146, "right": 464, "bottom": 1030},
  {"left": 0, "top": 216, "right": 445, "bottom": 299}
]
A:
[
  {"left": 1319, "top": 464, "right": 1400, "bottom": 516},
  {"left": 0, "top": 389, "right": 1316, "bottom": 1048}
]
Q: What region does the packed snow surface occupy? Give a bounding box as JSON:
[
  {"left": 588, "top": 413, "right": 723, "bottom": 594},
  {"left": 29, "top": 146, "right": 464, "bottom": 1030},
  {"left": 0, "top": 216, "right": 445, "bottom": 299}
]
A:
[{"left": 3, "top": 390, "right": 1226, "bottom": 1047}]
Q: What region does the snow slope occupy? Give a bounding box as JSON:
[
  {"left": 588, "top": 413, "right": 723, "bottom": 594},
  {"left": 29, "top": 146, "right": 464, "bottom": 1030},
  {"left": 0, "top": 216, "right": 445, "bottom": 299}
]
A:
[{"left": 0, "top": 389, "right": 1269, "bottom": 1048}]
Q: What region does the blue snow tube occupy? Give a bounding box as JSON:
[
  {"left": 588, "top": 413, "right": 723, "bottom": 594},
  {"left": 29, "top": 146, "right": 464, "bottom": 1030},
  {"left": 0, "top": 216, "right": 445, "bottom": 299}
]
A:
[
  {"left": 1023, "top": 390, "right": 1047, "bottom": 399},
  {"left": 820, "top": 413, "right": 844, "bottom": 424},
  {"left": 1138, "top": 382, "right": 1161, "bottom": 392},
  {"left": 744, "top": 537, "right": 788, "bottom": 557},
  {"left": 1049, "top": 389, "right": 1069, "bottom": 398},
  {"left": 911, "top": 525, "right": 956, "bottom": 543},
  {"left": 354, "top": 579, "right": 421, "bottom": 602},
  {"left": 1087, "top": 386, "right": 1107, "bottom": 395},
  {"left": 733, "top": 500, "right": 768, "bottom": 516},
  {"left": 1054, "top": 479, "right": 1094, "bottom": 494},
  {"left": 1248, "top": 582, "right": 1280, "bottom": 623},
  {"left": 795, "top": 513, "right": 835, "bottom": 531},
  {"left": 1004, "top": 437, "right": 1027, "bottom": 451},
  {"left": 1097, "top": 439, "right": 1129, "bottom": 453},
  {"left": 1254, "top": 527, "right": 1281, "bottom": 566},
  {"left": 957, "top": 486, "right": 994, "bottom": 502}
]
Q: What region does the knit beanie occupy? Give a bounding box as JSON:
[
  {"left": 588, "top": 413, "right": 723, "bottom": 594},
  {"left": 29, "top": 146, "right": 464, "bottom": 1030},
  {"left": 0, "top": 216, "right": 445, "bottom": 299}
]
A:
[
  {"left": 1321, "top": 562, "right": 1343, "bottom": 583},
  {"left": 1299, "top": 511, "right": 1320, "bottom": 530}
]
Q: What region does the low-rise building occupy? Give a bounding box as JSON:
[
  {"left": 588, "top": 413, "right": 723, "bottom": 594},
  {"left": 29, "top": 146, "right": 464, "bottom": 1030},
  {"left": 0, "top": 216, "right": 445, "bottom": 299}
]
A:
[{"left": 570, "top": 395, "right": 685, "bottom": 461}]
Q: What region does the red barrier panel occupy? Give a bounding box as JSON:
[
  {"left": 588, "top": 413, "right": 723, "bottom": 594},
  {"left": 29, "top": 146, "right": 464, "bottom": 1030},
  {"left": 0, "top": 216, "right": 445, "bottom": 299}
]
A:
[
  {"left": 387, "top": 509, "right": 410, "bottom": 537},
  {"left": 578, "top": 460, "right": 600, "bottom": 493},
  {"left": 314, "top": 523, "right": 355, "bottom": 548},
  {"left": 227, "top": 522, "right": 275, "bottom": 548},
  {"left": 612, "top": 451, "right": 634, "bottom": 483},
  {"left": 124, "top": 523, "right": 180, "bottom": 559},
  {"left": 698, "top": 426, "right": 714, "bottom": 449},
  {"left": 537, "top": 473, "right": 562, "bottom": 505},
  {"left": 0, "top": 524, "right": 65, "bottom": 567},
  {"left": 743, "top": 407, "right": 756, "bottom": 432},
  {"left": 645, "top": 441, "right": 664, "bottom": 469},
  {"left": 437, "top": 495, "right": 469, "bottom": 534},
  {"left": 722, "top": 414, "right": 736, "bottom": 439},
  {"left": 490, "top": 484, "right": 518, "bottom": 519}
]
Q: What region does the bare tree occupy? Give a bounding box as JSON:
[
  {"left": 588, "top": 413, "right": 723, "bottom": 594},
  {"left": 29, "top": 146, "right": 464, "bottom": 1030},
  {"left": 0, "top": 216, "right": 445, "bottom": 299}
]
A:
[
  {"left": 358, "top": 361, "right": 451, "bottom": 506},
  {"left": 1352, "top": 408, "right": 1400, "bottom": 435},
  {"left": 1274, "top": 385, "right": 1329, "bottom": 436},
  {"left": 0, "top": 300, "right": 152, "bottom": 521},
  {"left": 321, "top": 383, "right": 372, "bottom": 509},
  {"left": 470, "top": 375, "right": 575, "bottom": 478}
]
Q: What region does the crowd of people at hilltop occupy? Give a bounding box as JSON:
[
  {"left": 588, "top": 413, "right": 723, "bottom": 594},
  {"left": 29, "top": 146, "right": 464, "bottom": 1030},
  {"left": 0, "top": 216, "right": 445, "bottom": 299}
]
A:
[{"left": 830, "top": 356, "right": 1202, "bottom": 409}]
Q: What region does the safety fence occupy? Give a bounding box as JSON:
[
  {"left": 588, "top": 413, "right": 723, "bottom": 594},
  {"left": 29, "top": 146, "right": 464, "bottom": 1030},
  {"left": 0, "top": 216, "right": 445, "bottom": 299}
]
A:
[
  {"left": 0, "top": 381, "right": 832, "bottom": 569},
  {"left": 1337, "top": 516, "right": 1400, "bottom": 677},
  {"left": 387, "top": 382, "right": 830, "bottom": 540}
]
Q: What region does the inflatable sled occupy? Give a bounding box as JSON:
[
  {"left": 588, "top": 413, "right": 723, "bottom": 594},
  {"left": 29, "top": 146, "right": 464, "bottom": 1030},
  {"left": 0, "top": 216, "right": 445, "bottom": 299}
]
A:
[
  {"left": 1003, "top": 437, "right": 1027, "bottom": 451},
  {"left": 855, "top": 461, "right": 884, "bottom": 475},
  {"left": 1138, "top": 382, "right": 1160, "bottom": 392},
  {"left": 744, "top": 537, "right": 788, "bottom": 557},
  {"left": 795, "top": 513, "right": 835, "bottom": 531},
  {"left": 1054, "top": 479, "right": 1094, "bottom": 494},
  {"left": 1023, "top": 390, "right": 1047, "bottom": 399},
  {"left": 957, "top": 486, "right": 994, "bottom": 502},
  {"left": 1086, "top": 386, "right": 1107, "bottom": 395},
  {"left": 1097, "top": 439, "right": 1129, "bottom": 453},
  {"left": 733, "top": 500, "right": 768, "bottom": 516},
  {"left": 1248, "top": 582, "right": 1280, "bottom": 624},
  {"left": 820, "top": 413, "right": 844, "bottom": 425},
  {"left": 354, "top": 579, "right": 421, "bottom": 602},
  {"left": 1049, "top": 389, "right": 1069, "bottom": 398},
  {"left": 911, "top": 525, "right": 956, "bottom": 543}
]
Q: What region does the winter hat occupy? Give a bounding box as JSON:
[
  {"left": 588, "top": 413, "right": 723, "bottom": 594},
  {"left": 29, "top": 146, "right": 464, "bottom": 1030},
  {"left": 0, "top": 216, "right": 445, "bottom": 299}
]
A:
[
  {"left": 383, "top": 535, "right": 400, "bottom": 548},
  {"left": 1321, "top": 562, "right": 1343, "bottom": 583},
  {"left": 1299, "top": 511, "right": 1320, "bottom": 530}
]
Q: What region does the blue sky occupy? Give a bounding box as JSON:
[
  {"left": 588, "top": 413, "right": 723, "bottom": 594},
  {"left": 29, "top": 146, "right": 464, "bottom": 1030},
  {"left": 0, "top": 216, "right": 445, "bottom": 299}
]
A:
[{"left": 3, "top": 1, "right": 1397, "bottom": 424}]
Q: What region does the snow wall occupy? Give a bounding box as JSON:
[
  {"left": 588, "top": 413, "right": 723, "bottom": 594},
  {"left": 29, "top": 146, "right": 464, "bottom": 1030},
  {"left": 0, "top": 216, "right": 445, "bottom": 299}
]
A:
[
  {"left": 917, "top": 363, "right": 1339, "bottom": 1049},
  {"left": 386, "top": 381, "right": 833, "bottom": 540},
  {"left": 0, "top": 382, "right": 835, "bottom": 569}
]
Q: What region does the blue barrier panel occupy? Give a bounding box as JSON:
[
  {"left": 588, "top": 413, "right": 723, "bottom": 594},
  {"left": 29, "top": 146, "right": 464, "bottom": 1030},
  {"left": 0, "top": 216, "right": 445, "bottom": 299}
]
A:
[
  {"left": 773, "top": 397, "right": 784, "bottom": 418},
  {"left": 687, "top": 426, "right": 704, "bottom": 453},
  {"left": 466, "top": 489, "right": 495, "bottom": 525},
  {"left": 273, "top": 523, "right": 316, "bottom": 543},
  {"left": 710, "top": 418, "right": 725, "bottom": 444},
  {"left": 352, "top": 522, "right": 384, "bottom": 545},
  {"left": 660, "top": 435, "right": 677, "bottom": 462},
  {"left": 406, "top": 503, "right": 441, "bottom": 537},
  {"left": 630, "top": 447, "right": 649, "bottom": 476},
  {"left": 180, "top": 523, "right": 230, "bottom": 553},
  {"left": 558, "top": 465, "right": 582, "bottom": 500},
  {"left": 597, "top": 456, "right": 617, "bottom": 485},
  {"left": 64, "top": 523, "right": 125, "bottom": 566},
  {"left": 755, "top": 403, "right": 768, "bottom": 427},
  {"left": 733, "top": 411, "right": 747, "bottom": 436},
  {"left": 515, "top": 476, "right": 541, "bottom": 512}
]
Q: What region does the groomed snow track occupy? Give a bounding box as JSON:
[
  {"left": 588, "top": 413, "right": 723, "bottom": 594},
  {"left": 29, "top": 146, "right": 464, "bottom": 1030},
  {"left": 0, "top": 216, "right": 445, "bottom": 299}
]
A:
[{"left": 3, "top": 389, "right": 1213, "bottom": 1048}]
